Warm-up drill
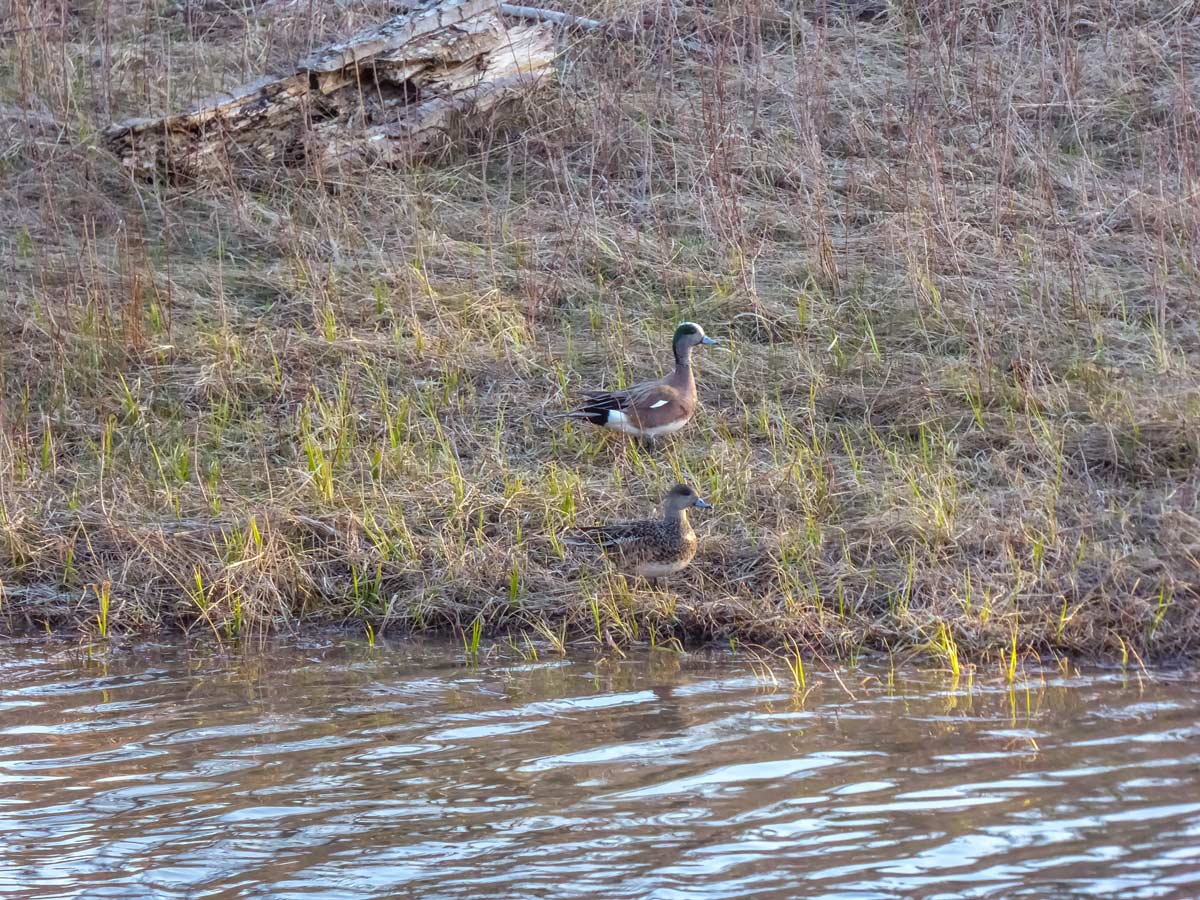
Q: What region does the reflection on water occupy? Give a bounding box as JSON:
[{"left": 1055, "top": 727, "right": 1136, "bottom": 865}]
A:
[{"left": 0, "top": 639, "right": 1198, "bottom": 899}]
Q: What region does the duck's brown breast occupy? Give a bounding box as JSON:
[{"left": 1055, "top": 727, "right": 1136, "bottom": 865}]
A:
[{"left": 679, "top": 520, "right": 698, "bottom": 564}]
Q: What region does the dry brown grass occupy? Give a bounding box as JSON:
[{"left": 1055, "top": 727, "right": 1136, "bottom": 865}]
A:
[{"left": 1, "top": 0, "right": 1199, "bottom": 665}]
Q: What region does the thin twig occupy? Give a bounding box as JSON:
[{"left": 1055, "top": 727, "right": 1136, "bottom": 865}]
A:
[
  {"left": 499, "top": 3, "right": 609, "bottom": 33},
  {"left": 499, "top": 2, "right": 706, "bottom": 54}
]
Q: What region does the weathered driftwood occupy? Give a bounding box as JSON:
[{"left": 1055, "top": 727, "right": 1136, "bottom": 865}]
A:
[{"left": 104, "top": 0, "right": 556, "bottom": 178}]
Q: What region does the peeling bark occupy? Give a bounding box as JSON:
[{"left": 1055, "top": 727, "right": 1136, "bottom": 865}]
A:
[{"left": 103, "top": 0, "right": 556, "bottom": 179}]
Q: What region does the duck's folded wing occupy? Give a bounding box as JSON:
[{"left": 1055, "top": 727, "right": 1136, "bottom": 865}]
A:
[
  {"left": 577, "top": 381, "right": 679, "bottom": 414},
  {"left": 569, "top": 523, "right": 644, "bottom": 548}
]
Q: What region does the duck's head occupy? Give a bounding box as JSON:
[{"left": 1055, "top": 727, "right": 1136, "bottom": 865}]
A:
[
  {"left": 664, "top": 483, "right": 713, "bottom": 512},
  {"left": 672, "top": 322, "right": 720, "bottom": 358}
]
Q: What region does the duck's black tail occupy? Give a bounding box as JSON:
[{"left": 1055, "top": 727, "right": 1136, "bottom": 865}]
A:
[
  {"left": 567, "top": 407, "right": 612, "bottom": 426},
  {"left": 560, "top": 392, "right": 623, "bottom": 427}
]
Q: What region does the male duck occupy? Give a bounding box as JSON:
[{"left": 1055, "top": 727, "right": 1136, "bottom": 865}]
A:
[
  {"left": 565, "top": 323, "right": 720, "bottom": 444},
  {"left": 571, "top": 484, "right": 712, "bottom": 582}
]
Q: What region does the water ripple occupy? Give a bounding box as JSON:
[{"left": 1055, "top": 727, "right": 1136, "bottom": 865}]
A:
[{"left": 0, "top": 641, "right": 1197, "bottom": 900}]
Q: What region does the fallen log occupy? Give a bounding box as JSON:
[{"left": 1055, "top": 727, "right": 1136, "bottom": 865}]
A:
[{"left": 104, "top": 0, "right": 556, "bottom": 179}]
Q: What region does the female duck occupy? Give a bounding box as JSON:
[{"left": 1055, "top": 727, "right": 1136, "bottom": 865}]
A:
[{"left": 571, "top": 484, "right": 712, "bottom": 583}]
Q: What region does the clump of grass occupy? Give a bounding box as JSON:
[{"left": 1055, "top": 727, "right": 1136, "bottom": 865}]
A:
[
  {"left": 0, "top": 0, "right": 1198, "bottom": 664},
  {"left": 462, "top": 616, "right": 483, "bottom": 664},
  {"left": 92, "top": 582, "right": 111, "bottom": 640},
  {"left": 782, "top": 636, "right": 808, "bottom": 694}
]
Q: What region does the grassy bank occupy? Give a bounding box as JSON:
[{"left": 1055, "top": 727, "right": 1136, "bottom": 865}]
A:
[{"left": 1, "top": 0, "right": 1198, "bottom": 664}]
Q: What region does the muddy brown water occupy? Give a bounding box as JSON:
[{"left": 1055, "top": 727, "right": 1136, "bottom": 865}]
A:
[{"left": 0, "top": 639, "right": 1198, "bottom": 899}]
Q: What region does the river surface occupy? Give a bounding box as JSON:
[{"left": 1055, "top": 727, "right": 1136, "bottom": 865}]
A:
[{"left": 0, "top": 638, "right": 1198, "bottom": 899}]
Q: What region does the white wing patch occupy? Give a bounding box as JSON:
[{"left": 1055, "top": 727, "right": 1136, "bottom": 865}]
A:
[{"left": 648, "top": 399, "right": 670, "bottom": 409}]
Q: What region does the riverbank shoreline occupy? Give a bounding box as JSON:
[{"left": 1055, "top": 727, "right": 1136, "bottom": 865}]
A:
[{"left": 2, "top": 1, "right": 1198, "bottom": 663}]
